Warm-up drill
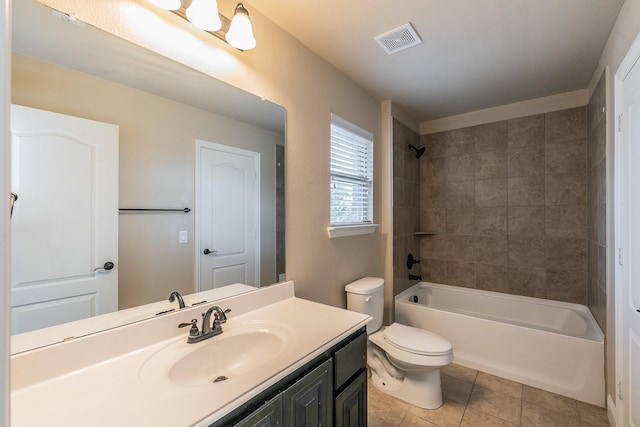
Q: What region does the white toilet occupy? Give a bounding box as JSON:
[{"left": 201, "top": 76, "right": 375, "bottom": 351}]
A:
[{"left": 345, "top": 277, "right": 453, "bottom": 409}]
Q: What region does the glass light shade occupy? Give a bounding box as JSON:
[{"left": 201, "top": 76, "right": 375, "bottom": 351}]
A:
[
  {"left": 186, "top": 0, "right": 222, "bottom": 31},
  {"left": 149, "top": 0, "right": 181, "bottom": 10},
  {"left": 225, "top": 3, "right": 256, "bottom": 50}
]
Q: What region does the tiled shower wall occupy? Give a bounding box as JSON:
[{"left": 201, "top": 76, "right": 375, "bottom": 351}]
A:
[
  {"left": 392, "top": 119, "right": 421, "bottom": 297},
  {"left": 587, "top": 73, "right": 607, "bottom": 331},
  {"left": 417, "top": 107, "right": 588, "bottom": 304}
]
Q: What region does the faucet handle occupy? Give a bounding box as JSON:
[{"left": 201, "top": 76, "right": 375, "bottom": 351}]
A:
[{"left": 178, "top": 319, "right": 199, "bottom": 337}]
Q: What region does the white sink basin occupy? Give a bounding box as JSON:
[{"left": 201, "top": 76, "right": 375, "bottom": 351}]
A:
[{"left": 139, "top": 320, "right": 294, "bottom": 388}]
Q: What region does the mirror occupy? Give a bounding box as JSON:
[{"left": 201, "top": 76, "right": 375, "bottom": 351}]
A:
[{"left": 10, "top": 0, "right": 286, "bottom": 353}]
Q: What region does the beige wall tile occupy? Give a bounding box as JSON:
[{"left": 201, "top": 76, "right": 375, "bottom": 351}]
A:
[
  {"left": 445, "top": 128, "right": 475, "bottom": 157},
  {"left": 420, "top": 208, "right": 446, "bottom": 233},
  {"left": 545, "top": 141, "right": 587, "bottom": 175},
  {"left": 508, "top": 206, "right": 545, "bottom": 237},
  {"left": 421, "top": 258, "right": 446, "bottom": 283},
  {"left": 447, "top": 154, "right": 475, "bottom": 181},
  {"left": 476, "top": 179, "right": 507, "bottom": 207},
  {"left": 421, "top": 232, "right": 448, "bottom": 259},
  {"left": 546, "top": 238, "right": 587, "bottom": 270},
  {"left": 508, "top": 266, "right": 546, "bottom": 297},
  {"left": 545, "top": 205, "right": 587, "bottom": 239},
  {"left": 507, "top": 114, "right": 545, "bottom": 152},
  {"left": 475, "top": 206, "right": 508, "bottom": 236},
  {"left": 446, "top": 206, "right": 475, "bottom": 235},
  {"left": 508, "top": 176, "right": 545, "bottom": 206},
  {"left": 447, "top": 181, "right": 475, "bottom": 208},
  {"left": 545, "top": 174, "right": 587, "bottom": 206},
  {"left": 476, "top": 264, "right": 509, "bottom": 292},
  {"left": 475, "top": 236, "right": 508, "bottom": 265},
  {"left": 421, "top": 133, "right": 446, "bottom": 159},
  {"left": 545, "top": 107, "right": 587, "bottom": 144},
  {"left": 447, "top": 235, "right": 475, "bottom": 261},
  {"left": 546, "top": 269, "right": 587, "bottom": 304},
  {"left": 507, "top": 149, "right": 545, "bottom": 177},
  {"left": 475, "top": 121, "right": 507, "bottom": 152},
  {"left": 422, "top": 183, "right": 447, "bottom": 208},
  {"left": 445, "top": 261, "right": 475, "bottom": 287},
  {"left": 508, "top": 236, "right": 546, "bottom": 267},
  {"left": 420, "top": 157, "right": 446, "bottom": 185},
  {"left": 475, "top": 150, "right": 507, "bottom": 180}
]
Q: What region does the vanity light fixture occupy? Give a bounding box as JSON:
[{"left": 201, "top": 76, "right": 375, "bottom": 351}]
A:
[
  {"left": 149, "top": 0, "right": 181, "bottom": 10},
  {"left": 149, "top": 0, "right": 256, "bottom": 50},
  {"left": 185, "top": 0, "right": 222, "bottom": 31},
  {"left": 225, "top": 3, "right": 256, "bottom": 50}
]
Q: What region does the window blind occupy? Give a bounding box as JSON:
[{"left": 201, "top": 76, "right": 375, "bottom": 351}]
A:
[{"left": 330, "top": 116, "right": 373, "bottom": 225}]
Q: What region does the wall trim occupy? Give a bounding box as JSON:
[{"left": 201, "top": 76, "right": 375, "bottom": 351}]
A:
[
  {"left": 387, "top": 100, "right": 419, "bottom": 133},
  {"left": 1, "top": 0, "right": 10, "bottom": 424},
  {"left": 419, "top": 89, "right": 589, "bottom": 135},
  {"left": 607, "top": 393, "right": 617, "bottom": 426}
]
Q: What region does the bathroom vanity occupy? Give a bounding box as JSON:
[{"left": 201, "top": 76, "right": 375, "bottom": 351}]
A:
[
  {"left": 215, "top": 327, "right": 367, "bottom": 426},
  {"left": 10, "top": 282, "right": 370, "bottom": 426}
]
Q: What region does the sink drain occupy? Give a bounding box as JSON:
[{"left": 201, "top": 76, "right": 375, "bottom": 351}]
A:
[{"left": 213, "top": 375, "right": 228, "bottom": 383}]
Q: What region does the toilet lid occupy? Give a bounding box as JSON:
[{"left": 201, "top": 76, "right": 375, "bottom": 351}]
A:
[{"left": 383, "top": 323, "right": 452, "bottom": 356}]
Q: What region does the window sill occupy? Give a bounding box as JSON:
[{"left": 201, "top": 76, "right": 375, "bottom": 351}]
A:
[{"left": 327, "top": 224, "right": 380, "bottom": 238}]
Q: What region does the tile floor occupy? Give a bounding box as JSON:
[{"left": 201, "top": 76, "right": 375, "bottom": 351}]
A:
[{"left": 367, "top": 364, "right": 610, "bottom": 427}]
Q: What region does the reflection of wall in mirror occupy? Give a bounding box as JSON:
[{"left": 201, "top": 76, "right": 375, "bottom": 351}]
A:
[{"left": 11, "top": 52, "right": 285, "bottom": 310}]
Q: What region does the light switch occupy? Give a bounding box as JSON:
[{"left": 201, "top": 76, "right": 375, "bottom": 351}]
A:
[{"left": 179, "top": 230, "right": 188, "bottom": 244}]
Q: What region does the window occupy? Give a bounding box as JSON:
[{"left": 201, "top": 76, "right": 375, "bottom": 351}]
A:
[{"left": 330, "top": 114, "right": 374, "bottom": 227}]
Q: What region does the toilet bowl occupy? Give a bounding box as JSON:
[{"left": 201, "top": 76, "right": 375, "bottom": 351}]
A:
[{"left": 345, "top": 277, "right": 453, "bottom": 409}]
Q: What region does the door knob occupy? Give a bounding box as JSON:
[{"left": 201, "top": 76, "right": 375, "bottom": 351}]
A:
[
  {"left": 94, "top": 261, "right": 115, "bottom": 272},
  {"left": 203, "top": 249, "right": 217, "bottom": 255}
]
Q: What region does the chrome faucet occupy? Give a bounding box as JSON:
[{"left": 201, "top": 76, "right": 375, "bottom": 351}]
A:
[
  {"left": 178, "top": 305, "right": 230, "bottom": 344},
  {"left": 168, "top": 291, "right": 186, "bottom": 309}
]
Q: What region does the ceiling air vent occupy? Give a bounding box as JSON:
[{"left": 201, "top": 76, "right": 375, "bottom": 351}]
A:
[{"left": 374, "top": 23, "right": 422, "bottom": 55}]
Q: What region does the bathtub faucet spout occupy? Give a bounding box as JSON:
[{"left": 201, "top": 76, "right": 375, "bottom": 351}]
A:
[{"left": 408, "top": 274, "right": 422, "bottom": 281}]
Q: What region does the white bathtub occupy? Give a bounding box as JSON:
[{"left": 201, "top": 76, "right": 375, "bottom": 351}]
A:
[{"left": 395, "top": 282, "right": 605, "bottom": 407}]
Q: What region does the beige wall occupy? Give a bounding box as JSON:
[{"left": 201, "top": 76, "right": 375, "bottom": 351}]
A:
[
  {"left": 12, "top": 52, "right": 283, "bottom": 309},
  {"left": 588, "top": 0, "right": 640, "bottom": 412},
  {"left": 33, "top": 0, "right": 385, "bottom": 308}
]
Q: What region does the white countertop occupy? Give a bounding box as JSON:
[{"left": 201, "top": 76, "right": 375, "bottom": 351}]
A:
[{"left": 11, "top": 282, "right": 370, "bottom": 427}]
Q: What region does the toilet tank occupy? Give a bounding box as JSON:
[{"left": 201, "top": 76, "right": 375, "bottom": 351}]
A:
[{"left": 345, "top": 277, "right": 384, "bottom": 334}]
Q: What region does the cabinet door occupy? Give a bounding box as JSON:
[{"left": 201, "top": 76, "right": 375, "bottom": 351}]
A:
[
  {"left": 235, "top": 394, "right": 282, "bottom": 427},
  {"left": 283, "top": 359, "right": 333, "bottom": 427},
  {"left": 335, "top": 370, "right": 367, "bottom": 427}
]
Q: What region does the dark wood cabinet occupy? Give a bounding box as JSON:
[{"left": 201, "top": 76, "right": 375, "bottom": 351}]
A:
[
  {"left": 282, "top": 359, "right": 333, "bottom": 426},
  {"left": 334, "top": 370, "right": 367, "bottom": 427},
  {"left": 235, "top": 395, "right": 282, "bottom": 427},
  {"left": 212, "top": 328, "right": 367, "bottom": 427}
]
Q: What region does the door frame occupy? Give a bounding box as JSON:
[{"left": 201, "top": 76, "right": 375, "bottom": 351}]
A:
[
  {"left": 194, "top": 139, "right": 260, "bottom": 291},
  {"left": 614, "top": 31, "right": 640, "bottom": 427}
]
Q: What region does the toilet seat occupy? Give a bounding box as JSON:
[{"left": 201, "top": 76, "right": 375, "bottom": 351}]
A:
[{"left": 383, "top": 323, "right": 452, "bottom": 356}]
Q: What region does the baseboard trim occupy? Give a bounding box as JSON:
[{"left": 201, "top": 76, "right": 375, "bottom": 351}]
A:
[{"left": 607, "top": 394, "right": 616, "bottom": 426}]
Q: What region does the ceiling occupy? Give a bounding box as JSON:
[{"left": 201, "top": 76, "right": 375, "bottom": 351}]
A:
[{"left": 248, "top": 0, "right": 625, "bottom": 122}]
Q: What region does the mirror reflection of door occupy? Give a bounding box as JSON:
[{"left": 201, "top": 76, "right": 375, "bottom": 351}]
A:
[
  {"left": 10, "top": 104, "right": 119, "bottom": 334},
  {"left": 196, "top": 140, "right": 260, "bottom": 290}
]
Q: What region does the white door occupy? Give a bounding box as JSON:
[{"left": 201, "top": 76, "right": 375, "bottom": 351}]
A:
[
  {"left": 196, "top": 140, "right": 260, "bottom": 290},
  {"left": 10, "top": 104, "right": 118, "bottom": 334},
  {"left": 617, "top": 39, "right": 640, "bottom": 427}
]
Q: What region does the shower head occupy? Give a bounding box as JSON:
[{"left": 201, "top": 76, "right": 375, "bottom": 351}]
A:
[{"left": 408, "top": 144, "right": 426, "bottom": 158}]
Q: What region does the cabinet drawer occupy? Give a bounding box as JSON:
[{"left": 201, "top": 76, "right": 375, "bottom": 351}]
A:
[{"left": 334, "top": 332, "right": 366, "bottom": 389}]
